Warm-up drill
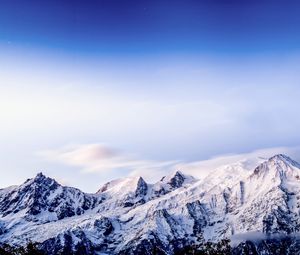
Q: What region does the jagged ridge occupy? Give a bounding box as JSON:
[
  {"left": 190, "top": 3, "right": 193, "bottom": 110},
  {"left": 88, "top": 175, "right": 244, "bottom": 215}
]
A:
[{"left": 0, "top": 154, "right": 300, "bottom": 255}]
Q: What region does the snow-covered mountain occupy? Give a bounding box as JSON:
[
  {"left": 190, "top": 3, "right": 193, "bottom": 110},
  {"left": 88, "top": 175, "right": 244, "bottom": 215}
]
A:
[{"left": 1, "top": 154, "right": 300, "bottom": 254}]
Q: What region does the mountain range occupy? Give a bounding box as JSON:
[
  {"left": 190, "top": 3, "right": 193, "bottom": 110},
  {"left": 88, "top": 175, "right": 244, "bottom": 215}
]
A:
[{"left": 1, "top": 154, "right": 300, "bottom": 254}]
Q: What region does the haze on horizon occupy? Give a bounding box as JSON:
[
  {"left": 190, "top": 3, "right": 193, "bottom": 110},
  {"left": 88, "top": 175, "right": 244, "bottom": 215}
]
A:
[{"left": 1, "top": 0, "right": 300, "bottom": 192}]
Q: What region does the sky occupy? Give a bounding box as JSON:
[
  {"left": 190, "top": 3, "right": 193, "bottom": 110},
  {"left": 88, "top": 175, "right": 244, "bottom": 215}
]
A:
[{"left": 1, "top": 0, "right": 300, "bottom": 192}]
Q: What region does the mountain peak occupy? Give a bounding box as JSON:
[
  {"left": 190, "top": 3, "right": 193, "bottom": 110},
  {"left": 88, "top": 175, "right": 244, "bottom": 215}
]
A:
[
  {"left": 97, "top": 176, "right": 148, "bottom": 198},
  {"left": 25, "top": 172, "right": 59, "bottom": 190},
  {"left": 137, "top": 176, "right": 146, "bottom": 185},
  {"left": 174, "top": 170, "right": 184, "bottom": 178},
  {"left": 32, "top": 171, "right": 52, "bottom": 181},
  {"left": 33, "top": 172, "right": 47, "bottom": 181},
  {"left": 135, "top": 177, "right": 148, "bottom": 197},
  {"left": 252, "top": 154, "right": 300, "bottom": 177},
  {"left": 268, "top": 154, "right": 300, "bottom": 167},
  {"left": 168, "top": 170, "right": 190, "bottom": 188}
]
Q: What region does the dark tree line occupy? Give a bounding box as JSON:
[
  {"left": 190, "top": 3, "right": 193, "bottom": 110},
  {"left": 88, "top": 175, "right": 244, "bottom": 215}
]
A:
[
  {"left": 0, "top": 242, "right": 45, "bottom": 255},
  {"left": 0, "top": 239, "right": 232, "bottom": 255},
  {"left": 175, "top": 239, "right": 232, "bottom": 255}
]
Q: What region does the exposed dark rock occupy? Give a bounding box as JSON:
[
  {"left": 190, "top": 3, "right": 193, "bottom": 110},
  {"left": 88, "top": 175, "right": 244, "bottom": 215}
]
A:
[
  {"left": 168, "top": 171, "right": 185, "bottom": 189},
  {"left": 135, "top": 177, "right": 148, "bottom": 197}
]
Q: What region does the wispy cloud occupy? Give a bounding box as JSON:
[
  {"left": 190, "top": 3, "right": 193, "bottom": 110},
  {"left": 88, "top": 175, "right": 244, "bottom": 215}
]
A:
[
  {"left": 39, "top": 144, "right": 300, "bottom": 183},
  {"left": 175, "top": 146, "right": 300, "bottom": 179},
  {"left": 39, "top": 144, "right": 179, "bottom": 181}
]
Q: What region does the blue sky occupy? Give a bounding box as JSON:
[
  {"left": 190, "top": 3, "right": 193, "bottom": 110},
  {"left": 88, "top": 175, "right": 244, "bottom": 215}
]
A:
[
  {"left": 1, "top": 0, "right": 300, "bottom": 191},
  {"left": 1, "top": 0, "right": 300, "bottom": 54}
]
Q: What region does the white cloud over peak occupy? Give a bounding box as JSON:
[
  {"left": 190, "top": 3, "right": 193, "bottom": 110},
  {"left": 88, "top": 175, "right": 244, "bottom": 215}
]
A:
[
  {"left": 39, "top": 143, "right": 300, "bottom": 184},
  {"left": 39, "top": 143, "right": 179, "bottom": 181}
]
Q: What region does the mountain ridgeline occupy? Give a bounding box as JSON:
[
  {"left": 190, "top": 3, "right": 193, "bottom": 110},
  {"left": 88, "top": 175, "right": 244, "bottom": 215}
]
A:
[{"left": 1, "top": 154, "right": 300, "bottom": 254}]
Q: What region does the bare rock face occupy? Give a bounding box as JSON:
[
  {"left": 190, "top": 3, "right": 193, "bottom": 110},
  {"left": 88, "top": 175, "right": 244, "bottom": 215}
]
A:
[
  {"left": 135, "top": 177, "right": 148, "bottom": 198},
  {"left": 1, "top": 154, "right": 300, "bottom": 254},
  {"left": 0, "top": 172, "right": 98, "bottom": 222},
  {"left": 168, "top": 171, "right": 186, "bottom": 189}
]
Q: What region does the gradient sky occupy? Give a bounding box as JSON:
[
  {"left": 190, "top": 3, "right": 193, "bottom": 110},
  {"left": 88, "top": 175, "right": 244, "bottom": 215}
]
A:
[{"left": 1, "top": 0, "right": 300, "bottom": 192}]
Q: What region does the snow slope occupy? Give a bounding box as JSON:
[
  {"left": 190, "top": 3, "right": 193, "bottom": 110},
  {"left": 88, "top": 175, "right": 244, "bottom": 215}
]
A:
[{"left": 1, "top": 154, "right": 300, "bottom": 254}]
